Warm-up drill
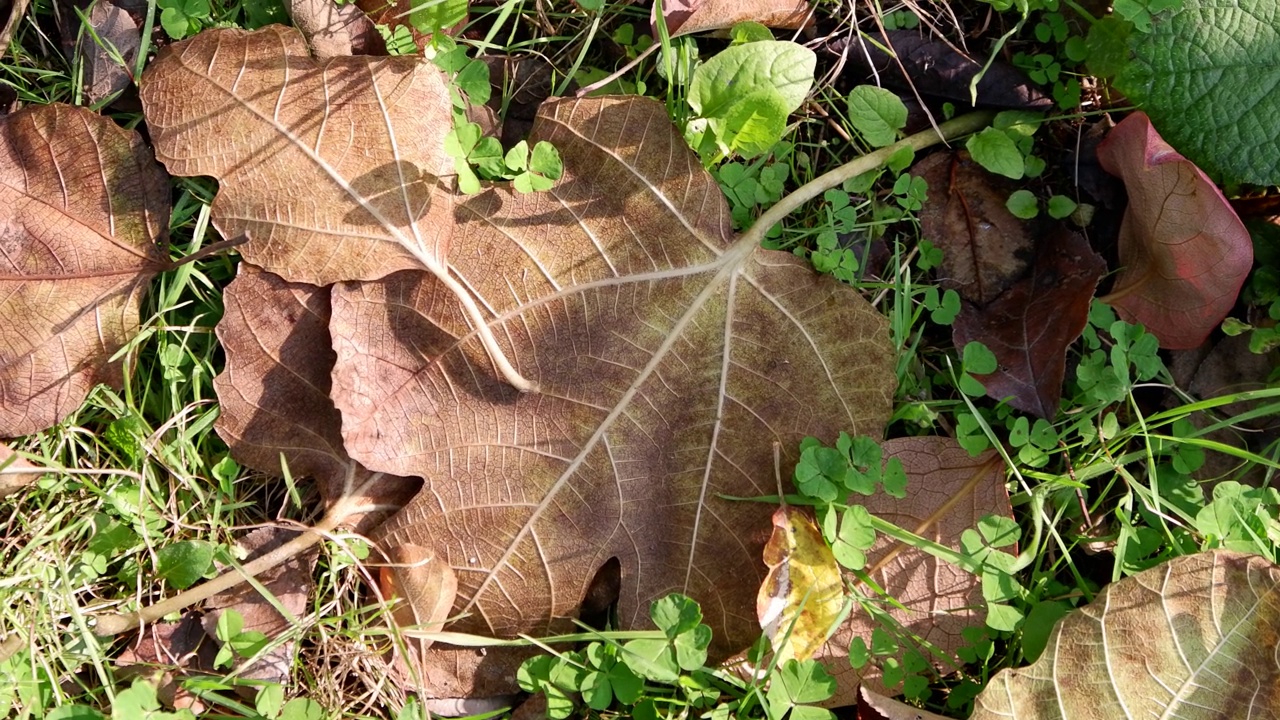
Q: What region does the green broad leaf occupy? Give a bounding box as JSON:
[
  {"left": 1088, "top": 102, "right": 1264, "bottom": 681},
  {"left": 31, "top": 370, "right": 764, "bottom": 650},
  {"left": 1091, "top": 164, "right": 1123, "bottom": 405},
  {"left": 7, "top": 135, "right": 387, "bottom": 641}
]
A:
[
  {"left": 1047, "top": 194, "right": 1077, "bottom": 219},
  {"left": 621, "top": 638, "right": 680, "bottom": 683},
  {"left": 730, "top": 21, "right": 775, "bottom": 44},
  {"left": 279, "top": 698, "right": 324, "bottom": 720},
  {"left": 688, "top": 41, "right": 816, "bottom": 120},
  {"left": 529, "top": 141, "right": 563, "bottom": 180},
  {"left": 717, "top": 89, "right": 789, "bottom": 158},
  {"left": 673, "top": 624, "right": 711, "bottom": 670},
  {"left": 454, "top": 60, "right": 491, "bottom": 105},
  {"left": 453, "top": 159, "right": 481, "bottom": 195},
  {"left": 651, "top": 593, "right": 702, "bottom": 637},
  {"left": 1116, "top": 0, "right": 1280, "bottom": 184},
  {"left": 1085, "top": 15, "right": 1133, "bottom": 78},
  {"left": 443, "top": 123, "right": 481, "bottom": 159},
  {"left": 978, "top": 515, "right": 1020, "bottom": 548},
  {"left": 845, "top": 86, "right": 908, "bottom": 147},
  {"left": 777, "top": 658, "right": 836, "bottom": 704},
  {"left": 470, "top": 137, "right": 506, "bottom": 178},
  {"left": 256, "top": 683, "right": 284, "bottom": 719},
  {"left": 962, "top": 341, "right": 998, "bottom": 375},
  {"left": 984, "top": 602, "right": 1024, "bottom": 631},
  {"left": 155, "top": 540, "right": 214, "bottom": 590},
  {"left": 409, "top": 0, "right": 468, "bottom": 35},
  {"left": 581, "top": 671, "right": 612, "bottom": 710},
  {"left": 505, "top": 141, "right": 530, "bottom": 173},
  {"left": 608, "top": 662, "right": 644, "bottom": 705},
  {"left": 965, "top": 127, "right": 1024, "bottom": 179},
  {"left": 47, "top": 707, "right": 106, "bottom": 720},
  {"left": 1005, "top": 189, "right": 1038, "bottom": 219},
  {"left": 1020, "top": 600, "right": 1071, "bottom": 663}
]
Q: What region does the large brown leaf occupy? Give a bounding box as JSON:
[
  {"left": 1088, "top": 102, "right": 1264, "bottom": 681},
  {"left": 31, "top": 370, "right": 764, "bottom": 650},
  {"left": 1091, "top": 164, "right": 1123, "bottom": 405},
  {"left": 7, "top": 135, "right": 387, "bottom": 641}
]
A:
[
  {"left": 654, "top": 0, "right": 813, "bottom": 38},
  {"left": 139, "top": 26, "right": 453, "bottom": 288},
  {"left": 0, "top": 103, "right": 168, "bottom": 436},
  {"left": 953, "top": 230, "right": 1106, "bottom": 418},
  {"left": 818, "top": 436, "right": 1009, "bottom": 706},
  {"left": 970, "top": 550, "right": 1280, "bottom": 719},
  {"left": 329, "top": 96, "right": 897, "bottom": 655},
  {"left": 1097, "top": 112, "right": 1253, "bottom": 350},
  {"left": 213, "top": 264, "right": 420, "bottom": 533}
]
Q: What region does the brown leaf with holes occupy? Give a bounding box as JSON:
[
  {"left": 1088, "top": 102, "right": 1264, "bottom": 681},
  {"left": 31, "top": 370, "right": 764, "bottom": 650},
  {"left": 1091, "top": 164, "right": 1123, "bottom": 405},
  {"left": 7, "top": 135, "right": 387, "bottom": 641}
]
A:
[
  {"left": 286, "top": 0, "right": 385, "bottom": 57},
  {"left": 0, "top": 103, "right": 168, "bottom": 436},
  {"left": 0, "top": 442, "right": 41, "bottom": 497},
  {"left": 953, "top": 230, "right": 1106, "bottom": 418},
  {"left": 213, "top": 264, "right": 420, "bottom": 533},
  {"left": 328, "top": 96, "right": 896, "bottom": 667},
  {"left": 65, "top": 0, "right": 141, "bottom": 105},
  {"left": 1097, "top": 112, "right": 1253, "bottom": 349},
  {"left": 654, "top": 0, "right": 813, "bottom": 37},
  {"left": 817, "top": 436, "right": 1009, "bottom": 706},
  {"left": 139, "top": 26, "right": 454, "bottom": 288},
  {"left": 913, "top": 151, "right": 1035, "bottom": 305}
]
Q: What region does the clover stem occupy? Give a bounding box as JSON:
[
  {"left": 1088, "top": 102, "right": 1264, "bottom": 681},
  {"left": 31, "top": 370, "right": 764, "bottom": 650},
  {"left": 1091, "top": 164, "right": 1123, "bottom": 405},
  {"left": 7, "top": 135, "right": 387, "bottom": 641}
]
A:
[
  {"left": 88, "top": 497, "right": 358, "bottom": 638},
  {"left": 741, "top": 110, "right": 996, "bottom": 249}
]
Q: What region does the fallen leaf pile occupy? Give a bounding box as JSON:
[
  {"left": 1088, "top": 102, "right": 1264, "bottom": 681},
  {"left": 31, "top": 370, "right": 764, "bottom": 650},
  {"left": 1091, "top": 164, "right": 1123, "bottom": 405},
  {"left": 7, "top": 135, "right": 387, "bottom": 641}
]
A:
[
  {"left": 0, "top": 4, "right": 1275, "bottom": 715},
  {"left": 143, "top": 23, "right": 898, "bottom": 694}
]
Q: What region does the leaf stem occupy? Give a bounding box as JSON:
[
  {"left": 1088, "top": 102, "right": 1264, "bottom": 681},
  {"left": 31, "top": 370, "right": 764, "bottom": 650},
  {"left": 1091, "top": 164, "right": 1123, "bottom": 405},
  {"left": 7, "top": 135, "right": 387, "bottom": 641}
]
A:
[
  {"left": 741, "top": 110, "right": 996, "bottom": 248},
  {"left": 89, "top": 500, "right": 354, "bottom": 637}
]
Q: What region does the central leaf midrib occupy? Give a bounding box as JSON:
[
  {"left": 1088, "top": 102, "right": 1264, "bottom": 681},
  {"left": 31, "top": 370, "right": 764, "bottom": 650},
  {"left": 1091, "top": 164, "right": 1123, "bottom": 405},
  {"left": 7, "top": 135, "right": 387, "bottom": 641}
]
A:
[{"left": 460, "top": 237, "right": 757, "bottom": 614}]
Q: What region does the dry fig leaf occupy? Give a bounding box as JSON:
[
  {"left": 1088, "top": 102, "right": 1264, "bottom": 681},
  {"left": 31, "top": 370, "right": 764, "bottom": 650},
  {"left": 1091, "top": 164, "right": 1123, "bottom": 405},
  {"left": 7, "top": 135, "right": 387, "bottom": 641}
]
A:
[
  {"left": 0, "top": 103, "right": 168, "bottom": 436},
  {"left": 379, "top": 542, "right": 458, "bottom": 649},
  {"left": 213, "top": 264, "right": 420, "bottom": 533},
  {"left": 971, "top": 551, "right": 1280, "bottom": 719},
  {"left": 1097, "top": 111, "right": 1253, "bottom": 350},
  {"left": 952, "top": 229, "right": 1106, "bottom": 418},
  {"left": 286, "top": 0, "right": 385, "bottom": 57},
  {"left": 818, "top": 436, "right": 1009, "bottom": 706},
  {"left": 140, "top": 25, "right": 453, "bottom": 288},
  {"left": 330, "top": 95, "right": 896, "bottom": 662},
  {"left": 655, "top": 0, "right": 813, "bottom": 38},
  {"left": 758, "top": 505, "right": 845, "bottom": 663},
  {"left": 912, "top": 151, "right": 1034, "bottom": 305},
  {"left": 65, "top": 0, "right": 141, "bottom": 105},
  {"left": 143, "top": 25, "right": 532, "bottom": 391}
]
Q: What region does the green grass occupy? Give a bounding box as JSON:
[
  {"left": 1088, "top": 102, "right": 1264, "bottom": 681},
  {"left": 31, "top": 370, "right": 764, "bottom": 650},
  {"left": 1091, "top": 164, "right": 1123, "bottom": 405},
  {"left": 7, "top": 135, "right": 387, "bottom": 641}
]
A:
[{"left": 2, "top": 0, "right": 1279, "bottom": 718}]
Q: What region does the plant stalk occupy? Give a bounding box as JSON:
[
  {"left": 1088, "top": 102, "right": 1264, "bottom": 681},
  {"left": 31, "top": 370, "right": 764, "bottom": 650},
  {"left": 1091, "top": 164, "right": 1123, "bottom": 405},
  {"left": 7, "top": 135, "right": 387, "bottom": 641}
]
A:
[{"left": 741, "top": 110, "right": 996, "bottom": 248}]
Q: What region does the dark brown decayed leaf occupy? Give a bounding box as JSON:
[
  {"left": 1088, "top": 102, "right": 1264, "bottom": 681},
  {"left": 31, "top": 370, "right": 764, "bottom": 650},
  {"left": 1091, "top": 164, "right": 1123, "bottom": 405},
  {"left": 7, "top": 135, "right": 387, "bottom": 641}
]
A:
[
  {"left": 331, "top": 96, "right": 896, "bottom": 655},
  {"left": 71, "top": 0, "right": 141, "bottom": 105},
  {"left": 286, "top": 0, "right": 385, "bottom": 57},
  {"left": 953, "top": 230, "right": 1106, "bottom": 418},
  {"left": 913, "top": 152, "right": 1034, "bottom": 305},
  {"left": 139, "top": 26, "right": 454, "bottom": 287},
  {"left": 971, "top": 551, "right": 1280, "bottom": 720},
  {"left": 0, "top": 103, "right": 168, "bottom": 436},
  {"left": 213, "top": 264, "right": 420, "bottom": 533},
  {"left": 819, "top": 437, "right": 1009, "bottom": 705},
  {"left": 654, "top": 0, "right": 813, "bottom": 38},
  {"left": 1097, "top": 112, "right": 1253, "bottom": 350},
  {"left": 836, "top": 31, "right": 1052, "bottom": 110}
]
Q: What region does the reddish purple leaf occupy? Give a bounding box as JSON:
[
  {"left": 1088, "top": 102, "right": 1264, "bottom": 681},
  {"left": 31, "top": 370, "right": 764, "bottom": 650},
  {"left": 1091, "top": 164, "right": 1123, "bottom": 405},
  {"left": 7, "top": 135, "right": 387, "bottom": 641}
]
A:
[
  {"left": 953, "top": 230, "right": 1106, "bottom": 418},
  {"left": 1097, "top": 112, "right": 1252, "bottom": 350}
]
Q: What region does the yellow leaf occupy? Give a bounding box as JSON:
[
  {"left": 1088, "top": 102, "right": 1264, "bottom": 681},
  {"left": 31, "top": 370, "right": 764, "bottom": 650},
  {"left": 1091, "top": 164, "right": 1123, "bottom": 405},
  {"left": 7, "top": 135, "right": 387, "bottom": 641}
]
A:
[{"left": 757, "top": 506, "right": 845, "bottom": 662}]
